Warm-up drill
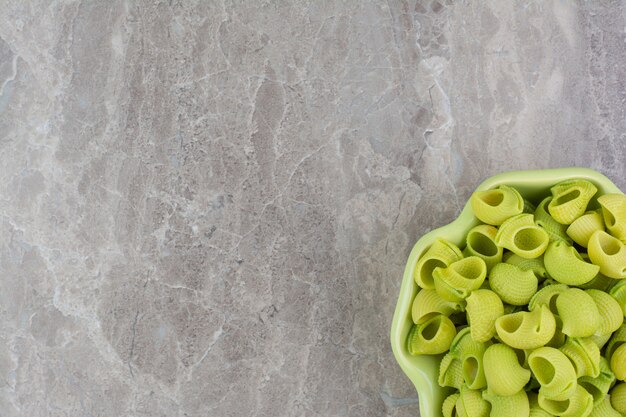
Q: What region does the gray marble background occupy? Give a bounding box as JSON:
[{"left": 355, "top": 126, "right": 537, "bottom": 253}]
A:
[{"left": 0, "top": 1, "right": 624, "bottom": 416}]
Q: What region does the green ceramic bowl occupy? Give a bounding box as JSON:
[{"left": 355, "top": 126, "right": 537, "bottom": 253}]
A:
[{"left": 390, "top": 167, "right": 623, "bottom": 417}]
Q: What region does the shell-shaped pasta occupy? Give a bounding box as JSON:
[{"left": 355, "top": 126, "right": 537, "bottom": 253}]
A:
[
  {"left": 438, "top": 352, "right": 464, "bottom": 389},
  {"left": 588, "top": 332, "right": 613, "bottom": 350},
  {"left": 456, "top": 388, "right": 491, "bottom": 417},
  {"left": 414, "top": 238, "right": 464, "bottom": 289},
  {"left": 495, "top": 305, "right": 556, "bottom": 350},
  {"left": 548, "top": 179, "right": 598, "bottom": 225},
  {"left": 489, "top": 263, "right": 538, "bottom": 306},
  {"left": 567, "top": 210, "right": 605, "bottom": 248},
  {"left": 586, "top": 289, "right": 623, "bottom": 334},
  {"left": 524, "top": 198, "right": 537, "bottom": 214},
  {"left": 465, "top": 289, "right": 504, "bottom": 342},
  {"left": 578, "top": 272, "right": 616, "bottom": 291},
  {"left": 433, "top": 257, "right": 487, "bottom": 302},
  {"left": 448, "top": 328, "right": 490, "bottom": 389},
  {"left": 587, "top": 231, "right": 626, "bottom": 279},
  {"left": 482, "top": 389, "right": 529, "bottom": 417},
  {"left": 543, "top": 241, "right": 600, "bottom": 285},
  {"left": 560, "top": 337, "right": 601, "bottom": 378},
  {"left": 463, "top": 225, "right": 503, "bottom": 271},
  {"left": 470, "top": 184, "right": 524, "bottom": 226},
  {"left": 605, "top": 325, "right": 626, "bottom": 366},
  {"left": 442, "top": 392, "right": 461, "bottom": 417},
  {"left": 483, "top": 343, "right": 531, "bottom": 396},
  {"left": 535, "top": 196, "right": 573, "bottom": 243},
  {"left": 545, "top": 315, "right": 567, "bottom": 349},
  {"left": 579, "top": 357, "right": 616, "bottom": 405},
  {"left": 529, "top": 283, "right": 568, "bottom": 314},
  {"left": 529, "top": 392, "right": 554, "bottom": 417},
  {"left": 610, "top": 382, "right": 626, "bottom": 414},
  {"left": 589, "top": 394, "right": 622, "bottom": 417},
  {"left": 538, "top": 385, "right": 594, "bottom": 417},
  {"left": 556, "top": 288, "right": 601, "bottom": 338},
  {"left": 609, "top": 280, "right": 626, "bottom": 318},
  {"left": 504, "top": 252, "right": 549, "bottom": 281},
  {"left": 496, "top": 214, "right": 550, "bottom": 259},
  {"left": 528, "top": 347, "right": 577, "bottom": 401},
  {"left": 598, "top": 193, "right": 626, "bottom": 241},
  {"left": 407, "top": 314, "right": 457, "bottom": 355},
  {"left": 412, "top": 289, "right": 463, "bottom": 324},
  {"left": 610, "top": 344, "right": 626, "bottom": 381}
]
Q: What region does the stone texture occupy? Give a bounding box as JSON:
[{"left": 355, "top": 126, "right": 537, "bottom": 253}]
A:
[{"left": 0, "top": 1, "right": 624, "bottom": 416}]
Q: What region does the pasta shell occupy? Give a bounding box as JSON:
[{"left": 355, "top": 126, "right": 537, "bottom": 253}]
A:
[
  {"left": 438, "top": 352, "right": 464, "bottom": 389},
  {"left": 577, "top": 272, "right": 616, "bottom": 291},
  {"left": 463, "top": 225, "right": 503, "bottom": 272},
  {"left": 482, "top": 389, "right": 529, "bottom": 417},
  {"left": 544, "top": 241, "right": 600, "bottom": 286},
  {"left": 470, "top": 184, "right": 524, "bottom": 226},
  {"left": 538, "top": 385, "right": 594, "bottom": 417},
  {"left": 610, "top": 344, "right": 626, "bottom": 381},
  {"left": 433, "top": 257, "right": 487, "bottom": 302},
  {"left": 414, "top": 238, "right": 464, "bottom": 289},
  {"left": 560, "top": 337, "right": 601, "bottom": 378},
  {"left": 567, "top": 209, "right": 605, "bottom": 248},
  {"left": 529, "top": 283, "right": 568, "bottom": 314},
  {"left": 588, "top": 332, "right": 613, "bottom": 350},
  {"left": 496, "top": 214, "right": 550, "bottom": 259},
  {"left": 598, "top": 193, "right": 626, "bottom": 241},
  {"left": 535, "top": 196, "right": 573, "bottom": 243},
  {"left": 495, "top": 305, "right": 556, "bottom": 350},
  {"left": 483, "top": 343, "right": 531, "bottom": 396},
  {"left": 489, "top": 263, "right": 538, "bottom": 306},
  {"left": 456, "top": 388, "right": 490, "bottom": 417},
  {"left": 465, "top": 289, "right": 504, "bottom": 342},
  {"left": 411, "top": 289, "right": 463, "bottom": 324},
  {"left": 605, "top": 325, "right": 626, "bottom": 367},
  {"left": 528, "top": 392, "right": 554, "bottom": 417},
  {"left": 610, "top": 382, "right": 626, "bottom": 414},
  {"left": 528, "top": 347, "right": 577, "bottom": 401},
  {"left": 588, "top": 231, "right": 626, "bottom": 279},
  {"left": 586, "top": 289, "right": 623, "bottom": 335},
  {"left": 556, "top": 288, "right": 601, "bottom": 338},
  {"left": 407, "top": 314, "right": 457, "bottom": 355},
  {"left": 588, "top": 394, "right": 622, "bottom": 417},
  {"left": 609, "top": 280, "right": 626, "bottom": 318},
  {"left": 504, "top": 252, "right": 549, "bottom": 281},
  {"left": 442, "top": 392, "right": 461, "bottom": 417},
  {"left": 578, "top": 357, "right": 616, "bottom": 405},
  {"left": 548, "top": 179, "right": 598, "bottom": 225}
]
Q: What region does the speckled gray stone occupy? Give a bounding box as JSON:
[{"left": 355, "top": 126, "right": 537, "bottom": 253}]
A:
[{"left": 0, "top": 1, "right": 624, "bottom": 416}]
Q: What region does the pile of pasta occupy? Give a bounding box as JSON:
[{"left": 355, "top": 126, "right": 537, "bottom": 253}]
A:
[{"left": 408, "top": 179, "right": 626, "bottom": 417}]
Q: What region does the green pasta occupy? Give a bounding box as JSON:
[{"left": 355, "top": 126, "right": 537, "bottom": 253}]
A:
[
  {"left": 465, "top": 289, "right": 504, "bottom": 342},
  {"left": 578, "top": 357, "right": 616, "bottom": 405},
  {"left": 588, "top": 332, "right": 613, "bottom": 350},
  {"left": 567, "top": 210, "right": 605, "bottom": 248},
  {"left": 535, "top": 196, "right": 573, "bottom": 243},
  {"left": 528, "top": 347, "right": 577, "bottom": 401},
  {"left": 556, "top": 288, "right": 601, "bottom": 338},
  {"left": 528, "top": 284, "right": 568, "bottom": 314},
  {"left": 411, "top": 289, "right": 463, "bottom": 324},
  {"left": 482, "top": 389, "right": 529, "bottom": 417},
  {"left": 610, "top": 344, "right": 626, "bottom": 381},
  {"left": 463, "top": 225, "right": 503, "bottom": 271},
  {"left": 483, "top": 343, "right": 531, "bottom": 396},
  {"left": 448, "top": 328, "right": 490, "bottom": 389},
  {"left": 456, "top": 388, "right": 490, "bottom": 417},
  {"left": 470, "top": 184, "right": 524, "bottom": 226},
  {"left": 538, "top": 385, "right": 594, "bottom": 417},
  {"left": 577, "top": 272, "right": 616, "bottom": 292},
  {"left": 589, "top": 395, "right": 622, "bottom": 417},
  {"left": 528, "top": 392, "right": 554, "bottom": 417},
  {"left": 504, "top": 252, "right": 549, "bottom": 281},
  {"left": 439, "top": 352, "right": 464, "bottom": 389},
  {"left": 495, "top": 305, "right": 556, "bottom": 350},
  {"left": 548, "top": 179, "right": 598, "bottom": 225},
  {"left": 407, "top": 314, "right": 457, "bottom": 355},
  {"left": 442, "top": 392, "right": 461, "bottom": 417},
  {"left": 489, "top": 263, "right": 538, "bottom": 306},
  {"left": 605, "top": 325, "right": 626, "bottom": 368},
  {"left": 433, "top": 256, "right": 487, "bottom": 302},
  {"left": 560, "top": 337, "right": 601, "bottom": 378},
  {"left": 588, "top": 231, "right": 626, "bottom": 279},
  {"left": 609, "top": 280, "right": 626, "bottom": 318},
  {"left": 586, "top": 289, "right": 623, "bottom": 335},
  {"left": 610, "top": 382, "right": 626, "bottom": 414},
  {"left": 598, "top": 193, "right": 626, "bottom": 242},
  {"left": 543, "top": 241, "right": 600, "bottom": 285},
  {"left": 414, "top": 238, "right": 464, "bottom": 289},
  {"left": 495, "top": 213, "right": 550, "bottom": 259}
]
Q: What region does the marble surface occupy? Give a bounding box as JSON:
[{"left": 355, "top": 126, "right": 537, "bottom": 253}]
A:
[{"left": 0, "top": 1, "right": 624, "bottom": 416}]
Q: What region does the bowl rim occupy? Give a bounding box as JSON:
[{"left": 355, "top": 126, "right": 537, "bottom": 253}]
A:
[{"left": 389, "top": 167, "right": 623, "bottom": 417}]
